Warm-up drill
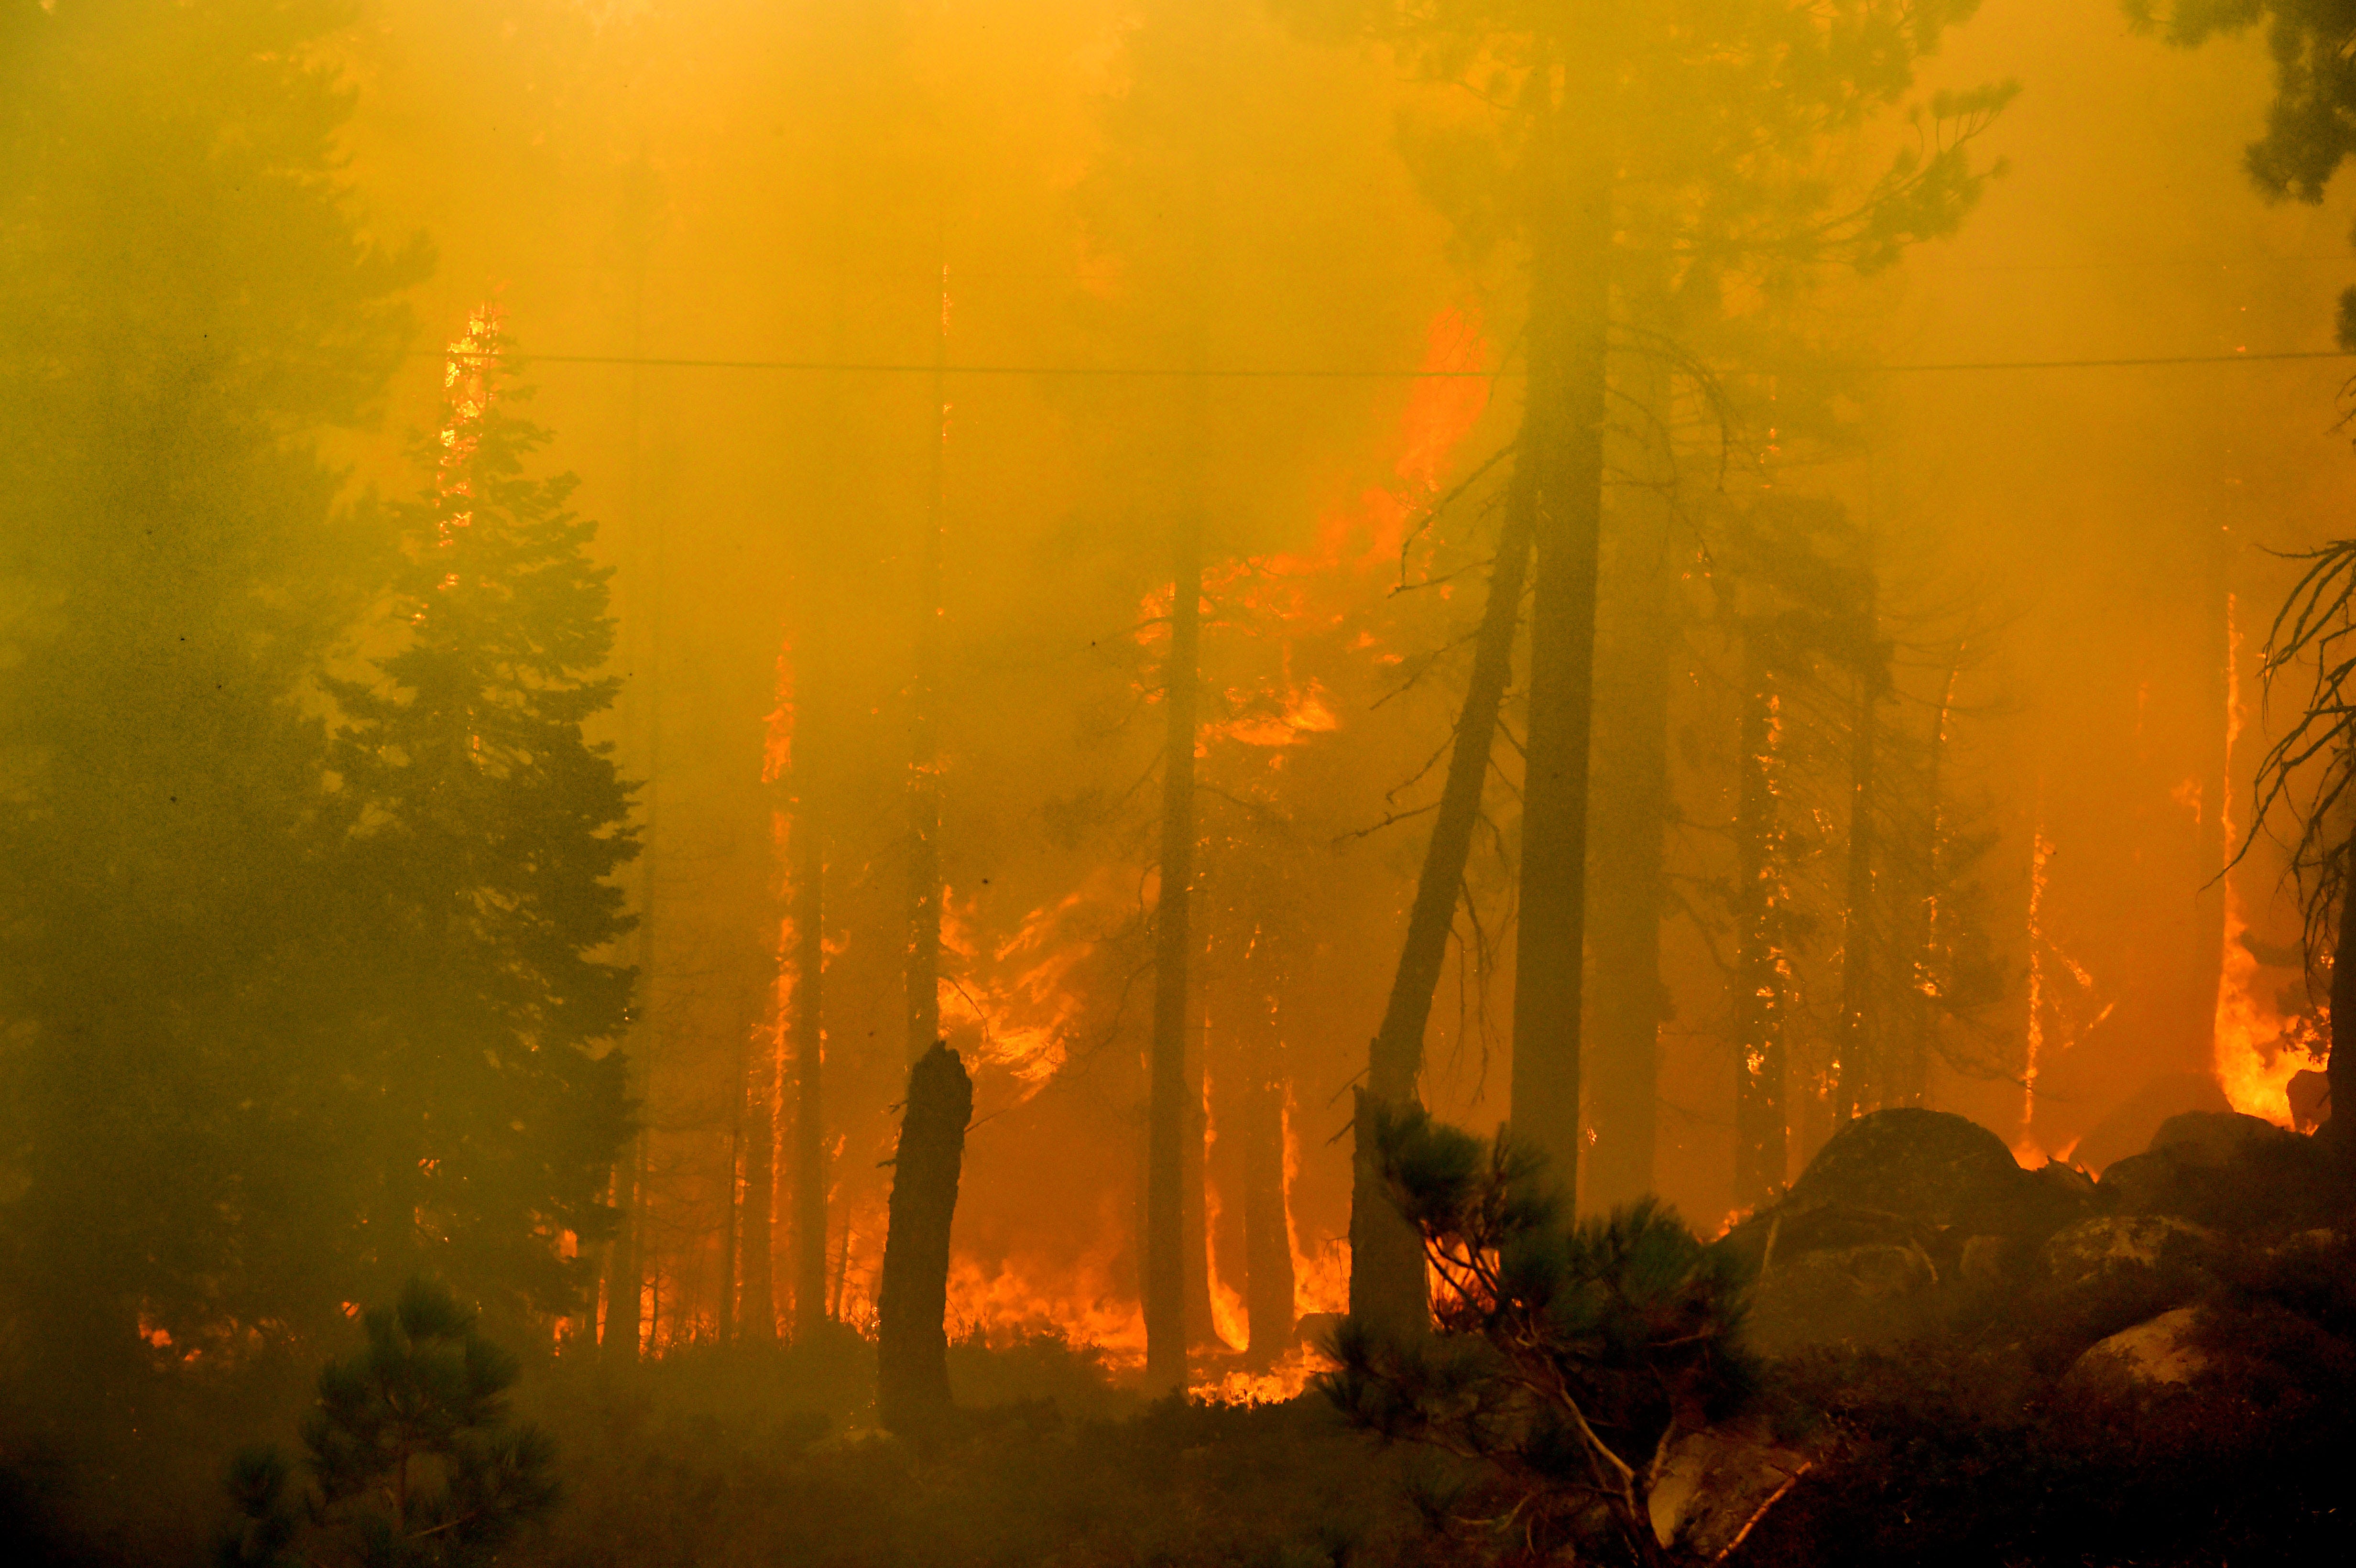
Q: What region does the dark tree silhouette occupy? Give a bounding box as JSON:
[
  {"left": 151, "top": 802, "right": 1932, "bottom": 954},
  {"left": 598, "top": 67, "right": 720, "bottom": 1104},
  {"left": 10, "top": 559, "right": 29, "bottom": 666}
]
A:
[
  {"left": 218, "top": 1277, "right": 558, "bottom": 1568},
  {"left": 877, "top": 1043, "right": 975, "bottom": 1436},
  {"left": 0, "top": 0, "right": 424, "bottom": 1386},
  {"left": 331, "top": 314, "right": 635, "bottom": 1329}
]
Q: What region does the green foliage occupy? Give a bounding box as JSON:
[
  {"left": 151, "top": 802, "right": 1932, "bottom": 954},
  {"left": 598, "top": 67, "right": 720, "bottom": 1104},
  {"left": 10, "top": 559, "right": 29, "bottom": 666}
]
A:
[
  {"left": 219, "top": 1278, "right": 559, "bottom": 1568},
  {"left": 1322, "top": 1104, "right": 1755, "bottom": 1565}
]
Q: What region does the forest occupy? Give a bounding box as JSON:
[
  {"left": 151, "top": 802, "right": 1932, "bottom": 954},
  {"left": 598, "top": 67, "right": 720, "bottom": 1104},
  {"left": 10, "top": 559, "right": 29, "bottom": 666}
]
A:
[{"left": 7, "top": 0, "right": 2356, "bottom": 1564}]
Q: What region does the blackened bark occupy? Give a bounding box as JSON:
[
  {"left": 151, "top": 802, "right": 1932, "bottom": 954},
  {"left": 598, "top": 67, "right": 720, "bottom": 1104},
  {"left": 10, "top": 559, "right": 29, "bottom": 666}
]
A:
[
  {"left": 878, "top": 1042, "right": 973, "bottom": 1435},
  {"left": 1351, "top": 475, "right": 1535, "bottom": 1332},
  {"left": 1146, "top": 512, "right": 1202, "bottom": 1392}
]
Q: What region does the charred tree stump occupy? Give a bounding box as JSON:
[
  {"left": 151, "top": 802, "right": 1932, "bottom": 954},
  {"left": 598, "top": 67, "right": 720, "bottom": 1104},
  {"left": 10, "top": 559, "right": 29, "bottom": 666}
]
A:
[{"left": 878, "top": 1042, "right": 973, "bottom": 1436}]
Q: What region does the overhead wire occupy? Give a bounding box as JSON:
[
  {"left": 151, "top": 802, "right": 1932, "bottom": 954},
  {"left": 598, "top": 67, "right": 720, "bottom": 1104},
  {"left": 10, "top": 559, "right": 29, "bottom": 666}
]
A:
[{"left": 435, "top": 347, "right": 2356, "bottom": 377}]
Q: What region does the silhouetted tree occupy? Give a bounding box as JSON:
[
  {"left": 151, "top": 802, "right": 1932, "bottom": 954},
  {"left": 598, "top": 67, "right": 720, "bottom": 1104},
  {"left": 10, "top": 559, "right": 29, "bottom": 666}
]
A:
[
  {"left": 1293, "top": 0, "right": 2007, "bottom": 1319},
  {"left": 877, "top": 1042, "right": 973, "bottom": 1436},
  {"left": 330, "top": 313, "right": 634, "bottom": 1328},
  {"left": 217, "top": 1277, "right": 558, "bottom": 1568},
  {"left": 0, "top": 0, "right": 424, "bottom": 1387}
]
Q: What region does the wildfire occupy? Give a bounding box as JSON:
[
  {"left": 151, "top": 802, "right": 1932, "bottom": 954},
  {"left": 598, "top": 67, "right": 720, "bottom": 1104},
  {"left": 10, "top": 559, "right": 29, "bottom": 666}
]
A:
[
  {"left": 943, "top": 1250, "right": 1147, "bottom": 1359},
  {"left": 435, "top": 301, "right": 504, "bottom": 542},
  {"left": 936, "top": 870, "right": 1130, "bottom": 1091},
  {"left": 2211, "top": 594, "right": 2319, "bottom": 1125},
  {"left": 1283, "top": 1087, "right": 1350, "bottom": 1318},
  {"left": 1194, "top": 1341, "right": 1335, "bottom": 1406},
  {"left": 2022, "top": 799, "right": 2051, "bottom": 1135}
]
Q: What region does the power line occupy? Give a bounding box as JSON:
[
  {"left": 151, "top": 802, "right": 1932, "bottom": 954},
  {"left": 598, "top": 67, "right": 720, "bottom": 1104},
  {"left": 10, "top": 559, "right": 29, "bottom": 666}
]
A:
[{"left": 434, "top": 347, "right": 2356, "bottom": 376}]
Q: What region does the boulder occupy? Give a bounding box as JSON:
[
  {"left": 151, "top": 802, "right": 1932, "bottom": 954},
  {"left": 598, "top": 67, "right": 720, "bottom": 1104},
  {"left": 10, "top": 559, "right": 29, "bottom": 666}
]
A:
[
  {"left": 1748, "top": 1243, "right": 1941, "bottom": 1353},
  {"left": 2151, "top": 1109, "right": 2305, "bottom": 1168},
  {"left": 2043, "top": 1214, "right": 2217, "bottom": 1294},
  {"left": 1783, "top": 1108, "right": 2037, "bottom": 1232},
  {"left": 1724, "top": 1109, "right": 2090, "bottom": 1280},
  {"left": 2068, "top": 1306, "right": 2206, "bottom": 1386},
  {"left": 2097, "top": 1110, "right": 2332, "bottom": 1230}
]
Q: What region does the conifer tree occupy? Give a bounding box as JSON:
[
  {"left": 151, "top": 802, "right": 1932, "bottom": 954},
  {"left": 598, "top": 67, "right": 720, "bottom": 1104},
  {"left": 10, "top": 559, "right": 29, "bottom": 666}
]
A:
[
  {"left": 0, "top": 0, "right": 423, "bottom": 1386},
  {"left": 1292, "top": 0, "right": 2007, "bottom": 1318},
  {"left": 1325, "top": 1104, "right": 1755, "bottom": 1567},
  {"left": 330, "top": 311, "right": 635, "bottom": 1328},
  {"left": 217, "top": 1277, "right": 559, "bottom": 1568}
]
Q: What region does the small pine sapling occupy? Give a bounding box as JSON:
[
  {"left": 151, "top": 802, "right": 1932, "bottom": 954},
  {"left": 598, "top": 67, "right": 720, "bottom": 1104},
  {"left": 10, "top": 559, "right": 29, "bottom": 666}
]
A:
[
  {"left": 218, "top": 1277, "right": 559, "bottom": 1568},
  {"left": 1322, "top": 1104, "right": 1756, "bottom": 1567}
]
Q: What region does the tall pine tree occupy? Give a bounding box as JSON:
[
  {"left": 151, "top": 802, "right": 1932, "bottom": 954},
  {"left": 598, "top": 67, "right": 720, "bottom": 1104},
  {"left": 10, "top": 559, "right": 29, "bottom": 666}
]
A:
[
  {"left": 330, "top": 310, "right": 634, "bottom": 1329},
  {"left": 0, "top": 0, "right": 423, "bottom": 1392}
]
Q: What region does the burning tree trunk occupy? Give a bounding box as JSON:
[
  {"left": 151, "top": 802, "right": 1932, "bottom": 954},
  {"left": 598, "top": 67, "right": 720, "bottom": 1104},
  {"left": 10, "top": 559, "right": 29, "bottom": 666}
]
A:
[
  {"left": 1734, "top": 630, "right": 1788, "bottom": 1209},
  {"left": 1583, "top": 349, "right": 1674, "bottom": 1210},
  {"left": 877, "top": 1042, "right": 973, "bottom": 1435},
  {"left": 1510, "top": 119, "right": 1614, "bottom": 1198},
  {"left": 792, "top": 638, "right": 829, "bottom": 1340},
  {"left": 1183, "top": 1039, "right": 1215, "bottom": 1349},
  {"left": 739, "top": 1008, "right": 777, "bottom": 1344},
  {"left": 1352, "top": 467, "right": 1535, "bottom": 1332},
  {"left": 1239, "top": 1001, "right": 1295, "bottom": 1362},
  {"left": 605, "top": 1138, "right": 644, "bottom": 1357},
  {"left": 719, "top": 1045, "right": 742, "bottom": 1344},
  {"left": 1146, "top": 506, "right": 1203, "bottom": 1392}
]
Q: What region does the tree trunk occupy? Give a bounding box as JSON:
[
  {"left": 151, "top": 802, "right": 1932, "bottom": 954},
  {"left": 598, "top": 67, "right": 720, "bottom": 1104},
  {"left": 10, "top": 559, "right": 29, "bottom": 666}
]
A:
[
  {"left": 877, "top": 1042, "right": 973, "bottom": 1435},
  {"left": 1583, "top": 352, "right": 1673, "bottom": 1211},
  {"left": 792, "top": 642, "right": 829, "bottom": 1340},
  {"left": 604, "top": 1138, "right": 644, "bottom": 1357},
  {"left": 739, "top": 1007, "right": 777, "bottom": 1345},
  {"left": 1351, "top": 468, "right": 1536, "bottom": 1332},
  {"left": 1146, "top": 511, "right": 1202, "bottom": 1392},
  {"left": 1888, "top": 652, "right": 1961, "bottom": 1108},
  {"left": 907, "top": 259, "right": 946, "bottom": 1067},
  {"left": 1733, "top": 632, "right": 1788, "bottom": 1209},
  {"left": 1239, "top": 988, "right": 1294, "bottom": 1363},
  {"left": 2327, "top": 837, "right": 2356, "bottom": 1163},
  {"left": 1183, "top": 1032, "right": 1215, "bottom": 1348},
  {"left": 718, "top": 1054, "right": 741, "bottom": 1345},
  {"left": 1511, "top": 125, "right": 1614, "bottom": 1200},
  {"left": 1833, "top": 582, "right": 1882, "bottom": 1122}
]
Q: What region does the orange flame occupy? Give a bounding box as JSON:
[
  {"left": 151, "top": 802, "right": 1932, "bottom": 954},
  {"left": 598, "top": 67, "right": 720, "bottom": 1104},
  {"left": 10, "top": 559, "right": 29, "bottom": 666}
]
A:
[
  {"left": 2212, "top": 594, "right": 2319, "bottom": 1125},
  {"left": 435, "top": 302, "right": 505, "bottom": 543}
]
